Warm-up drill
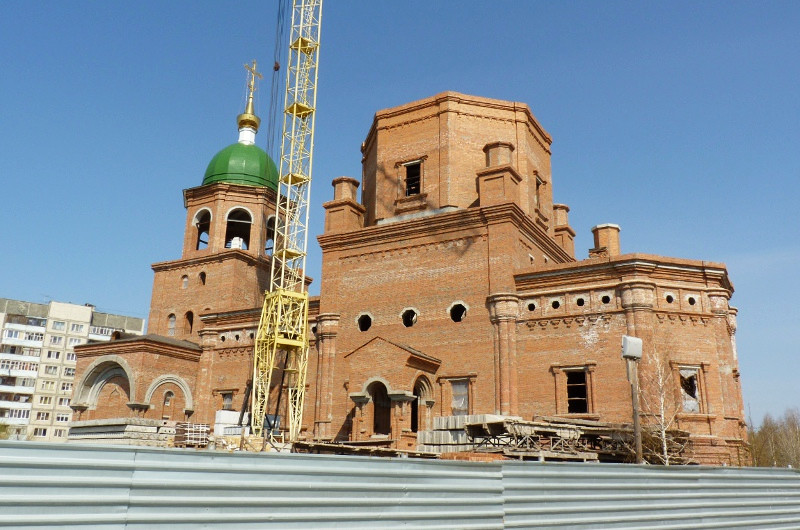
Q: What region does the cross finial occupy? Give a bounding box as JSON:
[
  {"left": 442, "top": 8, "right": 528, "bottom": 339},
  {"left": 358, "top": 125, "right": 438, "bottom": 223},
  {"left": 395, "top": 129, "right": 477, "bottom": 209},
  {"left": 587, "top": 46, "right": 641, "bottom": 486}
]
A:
[
  {"left": 238, "top": 59, "right": 263, "bottom": 134},
  {"left": 244, "top": 59, "right": 263, "bottom": 101}
]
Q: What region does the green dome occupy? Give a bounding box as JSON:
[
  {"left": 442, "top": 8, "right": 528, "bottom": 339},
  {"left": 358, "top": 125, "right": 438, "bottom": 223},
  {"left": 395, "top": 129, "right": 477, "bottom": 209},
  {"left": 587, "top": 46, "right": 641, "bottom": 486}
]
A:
[{"left": 202, "top": 142, "right": 278, "bottom": 189}]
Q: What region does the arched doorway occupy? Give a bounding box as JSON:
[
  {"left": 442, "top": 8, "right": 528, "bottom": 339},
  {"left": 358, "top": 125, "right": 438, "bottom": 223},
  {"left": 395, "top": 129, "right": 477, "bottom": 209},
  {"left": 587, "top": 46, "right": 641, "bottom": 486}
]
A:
[
  {"left": 367, "top": 381, "right": 391, "bottom": 436},
  {"left": 411, "top": 376, "right": 433, "bottom": 433}
]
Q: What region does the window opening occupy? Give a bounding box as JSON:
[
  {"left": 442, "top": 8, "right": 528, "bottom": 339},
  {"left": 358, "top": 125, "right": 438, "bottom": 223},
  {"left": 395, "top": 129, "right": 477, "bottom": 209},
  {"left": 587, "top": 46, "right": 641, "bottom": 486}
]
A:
[
  {"left": 222, "top": 392, "right": 233, "bottom": 411},
  {"left": 167, "top": 314, "right": 176, "bottom": 337},
  {"left": 688, "top": 296, "right": 697, "bottom": 306},
  {"left": 527, "top": 302, "right": 536, "bottom": 311},
  {"left": 601, "top": 295, "right": 611, "bottom": 304},
  {"left": 225, "top": 209, "right": 252, "bottom": 250},
  {"left": 666, "top": 294, "right": 674, "bottom": 304},
  {"left": 404, "top": 162, "right": 421, "bottom": 196},
  {"left": 451, "top": 380, "right": 469, "bottom": 416},
  {"left": 368, "top": 382, "right": 391, "bottom": 435},
  {"left": 358, "top": 314, "right": 372, "bottom": 332},
  {"left": 181, "top": 275, "right": 188, "bottom": 289},
  {"left": 265, "top": 216, "right": 276, "bottom": 255},
  {"left": 402, "top": 309, "right": 417, "bottom": 328},
  {"left": 566, "top": 370, "right": 588, "bottom": 413},
  {"left": 195, "top": 210, "right": 211, "bottom": 250},
  {"left": 680, "top": 368, "right": 700, "bottom": 412},
  {"left": 576, "top": 298, "right": 585, "bottom": 307},
  {"left": 185, "top": 311, "right": 194, "bottom": 335},
  {"left": 199, "top": 272, "right": 206, "bottom": 285},
  {"left": 450, "top": 304, "right": 467, "bottom": 323},
  {"left": 551, "top": 300, "right": 560, "bottom": 309},
  {"left": 162, "top": 390, "right": 174, "bottom": 420}
]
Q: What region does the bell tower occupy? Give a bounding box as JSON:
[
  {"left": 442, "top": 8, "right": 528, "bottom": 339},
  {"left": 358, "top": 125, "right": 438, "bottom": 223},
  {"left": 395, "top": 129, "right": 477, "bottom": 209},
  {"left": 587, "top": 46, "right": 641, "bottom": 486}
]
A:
[{"left": 148, "top": 61, "right": 278, "bottom": 341}]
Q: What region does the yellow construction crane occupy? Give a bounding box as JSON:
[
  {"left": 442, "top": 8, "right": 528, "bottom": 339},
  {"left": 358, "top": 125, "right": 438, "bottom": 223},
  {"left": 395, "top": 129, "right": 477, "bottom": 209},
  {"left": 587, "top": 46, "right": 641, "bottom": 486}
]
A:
[{"left": 252, "top": 0, "right": 323, "bottom": 442}]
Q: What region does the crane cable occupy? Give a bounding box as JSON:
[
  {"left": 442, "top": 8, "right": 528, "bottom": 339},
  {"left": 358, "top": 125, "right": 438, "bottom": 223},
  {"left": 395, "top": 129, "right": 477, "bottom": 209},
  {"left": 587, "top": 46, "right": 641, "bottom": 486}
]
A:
[{"left": 267, "top": 0, "right": 289, "bottom": 158}]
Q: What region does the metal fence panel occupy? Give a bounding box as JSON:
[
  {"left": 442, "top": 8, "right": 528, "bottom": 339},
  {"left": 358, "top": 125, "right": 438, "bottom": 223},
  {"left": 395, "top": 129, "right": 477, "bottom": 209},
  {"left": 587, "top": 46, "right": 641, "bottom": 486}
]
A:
[
  {"left": 2, "top": 441, "right": 800, "bottom": 529},
  {"left": 503, "top": 461, "right": 800, "bottom": 529},
  {"left": 0, "top": 441, "right": 504, "bottom": 529}
]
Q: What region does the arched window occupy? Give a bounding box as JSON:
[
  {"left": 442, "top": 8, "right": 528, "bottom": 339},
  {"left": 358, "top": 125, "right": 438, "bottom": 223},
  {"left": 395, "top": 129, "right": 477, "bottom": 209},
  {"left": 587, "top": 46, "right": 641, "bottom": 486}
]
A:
[
  {"left": 265, "top": 215, "right": 276, "bottom": 255},
  {"left": 184, "top": 311, "right": 194, "bottom": 335},
  {"left": 167, "top": 314, "right": 176, "bottom": 336},
  {"left": 181, "top": 275, "right": 188, "bottom": 289},
  {"left": 162, "top": 391, "right": 174, "bottom": 420},
  {"left": 194, "top": 210, "right": 211, "bottom": 250},
  {"left": 199, "top": 271, "right": 206, "bottom": 285},
  {"left": 225, "top": 208, "right": 252, "bottom": 250}
]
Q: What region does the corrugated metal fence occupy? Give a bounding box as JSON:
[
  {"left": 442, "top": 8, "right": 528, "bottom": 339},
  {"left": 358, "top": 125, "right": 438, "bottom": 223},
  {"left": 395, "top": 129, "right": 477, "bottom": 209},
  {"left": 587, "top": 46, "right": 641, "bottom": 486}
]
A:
[{"left": 1, "top": 441, "right": 799, "bottom": 529}]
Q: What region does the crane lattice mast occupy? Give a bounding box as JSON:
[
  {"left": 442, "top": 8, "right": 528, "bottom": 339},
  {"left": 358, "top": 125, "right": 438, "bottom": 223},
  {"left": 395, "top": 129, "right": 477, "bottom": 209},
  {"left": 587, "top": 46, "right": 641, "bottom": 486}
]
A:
[{"left": 252, "top": 0, "right": 322, "bottom": 441}]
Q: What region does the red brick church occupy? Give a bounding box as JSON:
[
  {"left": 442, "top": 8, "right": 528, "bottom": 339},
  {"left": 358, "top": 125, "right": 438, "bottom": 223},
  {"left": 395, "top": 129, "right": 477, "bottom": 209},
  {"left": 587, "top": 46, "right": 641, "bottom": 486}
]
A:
[{"left": 71, "top": 90, "right": 747, "bottom": 464}]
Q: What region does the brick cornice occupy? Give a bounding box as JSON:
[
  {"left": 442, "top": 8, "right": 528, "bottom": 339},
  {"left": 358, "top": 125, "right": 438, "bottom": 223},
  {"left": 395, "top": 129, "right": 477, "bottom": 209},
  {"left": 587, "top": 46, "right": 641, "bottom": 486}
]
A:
[
  {"left": 363, "top": 92, "right": 552, "bottom": 154},
  {"left": 151, "top": 250, "right": 270, "bottom": 272},
  {"left": 75, "top": 338, "right": 202, "bottom": 362},
  {"left": 182, "top": 182, "right": 277, "bottom": 208},
  {"left": 198, "top": 307, "right": 261, "bottom": 327},
  {"left": 318, "top": 202, "right": 572, "bottom": 264},
  {"left": 515, "top": 254, "right": 732, "bottom": 293}
]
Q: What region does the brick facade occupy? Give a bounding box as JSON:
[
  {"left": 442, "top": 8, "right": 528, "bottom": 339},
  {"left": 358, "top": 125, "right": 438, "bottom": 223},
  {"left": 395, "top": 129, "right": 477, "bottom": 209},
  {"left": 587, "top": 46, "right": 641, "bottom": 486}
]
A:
[{"left": 72, "top": 92, "right": 746, "bottom": 464}]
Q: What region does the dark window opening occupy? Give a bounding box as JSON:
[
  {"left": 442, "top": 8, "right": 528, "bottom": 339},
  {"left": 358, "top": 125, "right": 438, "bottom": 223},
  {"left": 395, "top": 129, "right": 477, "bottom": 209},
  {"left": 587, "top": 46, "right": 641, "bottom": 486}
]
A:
[
  {"left": 410, "top": 394, "right": 419, "bottom": 433},
  {"left": 402, "top": 309, "right": 417, "bottom": 328},
  {"left": 358, "top": 314, "right": 372, "bottom": 332},
  {"left": 199, "top": 272, "right": 206, "bottom": 285},
  {"left": 680, "top": 369, "right": 700, "bottom": 412},
  {"left": 688, "top": 297, "right": 696, "bottom": 306},
  {"left": 601, "top": 295, "right": 611, "bottom": 304},
  {"left": 666, "top": 295, "right": 674, "bottom": 303},
  {"left": 225, "top": 209, "right": 252, "bottom": 250},
  {"left": 411, "top": 378, "right": 429, "bottom": 433},
  {"left": 450, "top": 304, "right": 466, "bottom": 323},
  {"left": 405, "top": 162, "right": 421, "bottom": 196},
  {"left": 566, "top": 371, "right": 588, "bottom": 413},
  {"left": 368, "top": 382, "right": 391, "bottom": 435},
  {"left": 551, "top": 300, "right": 560, "bottom": 309},
  {"left": 576, "top": 298, "right": 585, "bottom": 307},
  {"left": 184, "top": 311, "right": 194, "bottom": 335},
  {"left": 265, "top": 216, "right": 276, "bottom": 255},
  {"left": 234, "top": 334, "right": 240, "bottom": 341},
  {"left": 195, "top": 211, "right": 211, "bottom": 250},
  {"left": 527, "top": 302, "right": 536, "bottom": 311}
]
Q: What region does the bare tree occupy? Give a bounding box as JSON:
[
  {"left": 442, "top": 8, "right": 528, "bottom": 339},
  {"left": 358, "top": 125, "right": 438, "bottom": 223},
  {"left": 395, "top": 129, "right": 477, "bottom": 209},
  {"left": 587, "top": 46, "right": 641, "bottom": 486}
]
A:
[
  {"left": 750, "top": 408, "right": 800, "bottom": 468},
  {"left": 638, "top": 349, "right": 690, "bottom": 465}
]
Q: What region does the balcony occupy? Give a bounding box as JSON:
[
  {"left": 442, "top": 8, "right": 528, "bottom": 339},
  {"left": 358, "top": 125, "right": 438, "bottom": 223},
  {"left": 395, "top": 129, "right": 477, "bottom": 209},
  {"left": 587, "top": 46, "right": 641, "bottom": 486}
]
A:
[
  {"left": 0, "top": 416, "right": 29, "bottom": 426},
  {"left": 0, "top": 352, "right": 41, "bottom": 363},
  {"left": 0, "top": 401, "right": 32, "bottom": 410},
  {"left": 4, "top": 322, "right": 46, "bottom": 333},
  {"left": 0, "top": 384, "right": 35, "bottom": 394},
  {"left": 1, "top": 337, "right": 44, "bottom": 348}
]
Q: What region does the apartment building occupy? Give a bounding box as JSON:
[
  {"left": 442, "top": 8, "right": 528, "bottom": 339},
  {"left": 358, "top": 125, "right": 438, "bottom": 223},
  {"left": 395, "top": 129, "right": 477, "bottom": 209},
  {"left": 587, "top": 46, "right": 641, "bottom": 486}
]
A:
[{"left": 0, "top": 298, "right": 144, "bottom": 441}]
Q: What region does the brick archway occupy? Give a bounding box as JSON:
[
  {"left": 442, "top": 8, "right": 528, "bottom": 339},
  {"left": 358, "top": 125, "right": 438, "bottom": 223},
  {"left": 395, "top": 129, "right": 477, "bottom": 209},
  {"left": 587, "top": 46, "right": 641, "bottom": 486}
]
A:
[{"left": 74, "top": 355, "right": 137, "bottom": 407}]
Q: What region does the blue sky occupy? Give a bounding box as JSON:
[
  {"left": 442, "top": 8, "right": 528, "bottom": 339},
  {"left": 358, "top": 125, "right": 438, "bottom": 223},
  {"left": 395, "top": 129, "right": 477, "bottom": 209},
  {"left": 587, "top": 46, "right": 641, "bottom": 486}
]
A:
[{"left": 1, "top": 2, "right": 797, "bottom": 426}]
